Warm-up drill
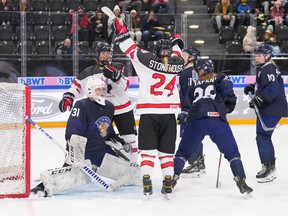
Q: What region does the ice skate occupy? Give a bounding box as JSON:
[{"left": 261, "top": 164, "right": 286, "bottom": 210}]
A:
[
  {"left": 181, "top": 155, "right": 206, "bottom": 178},
  {"left": 142, "top": 174, "right": 152, "bottom": 197},
  {"left": 256, "top": 161, "right": 276, "bottom": 183},
  {"left": 161, "top": 175, "right": 173, "bottom": 200},
  {"left": 172, "top": 174, "right": 179, "bottom": 189},
  {"left": 234, "top": 176, "right": 253, "bottom": 197},
  {"left": 30, "top": 183, "right": 47, "bottom": 197}
]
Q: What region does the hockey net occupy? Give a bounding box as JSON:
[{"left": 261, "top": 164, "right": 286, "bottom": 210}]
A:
[{"left": 0, "top": 83, "right": 31, "bottom": 198}]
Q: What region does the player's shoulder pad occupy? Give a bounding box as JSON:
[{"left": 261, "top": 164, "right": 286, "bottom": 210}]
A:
[{"left": 216, "top": 72, "right": 230, "bottom": 81}]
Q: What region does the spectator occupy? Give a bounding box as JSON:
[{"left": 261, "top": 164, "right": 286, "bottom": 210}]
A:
[
  {"left": 56, "top": 38, "right": 73, "bottom": 59},
  {"left": 69, "top": 6, "right": 90, "bottom": 42},
  {"left": 88, "top": 11, "right": 108, "bottom": 46},
  {"left": 257, "top": 0, "right": 272, "bottom": 15},
  {"left": 263, "top": 29, "right": 281, "bottom": 55},
  {"left": 213, "top": 0, "right": 236, "bottom": 31},
  {"left": 236, "top": 0, "right": 251, "bottom": 28},
  {"left": 0, "top": 0, "right": 13, "bottom": 26},
  {"left": 141, "top": 9, "right": 164, "bottom": 48},
  {"left": 129, "top": 9, "right": 142, "bottom": 42},
  {"left": 107, "top": 5, "right": 125, "bottom": 41},
  {"left": 118, "top": 0, "right": 142, "bottom": 13},
  {"left": 141, "top": 0, "right": 152, "bottom": 13},
  {"left": 242, "top": 25, "right": 262, "bottom": 53},
  {"left": 270, "top": 1, "right": 284, "bottom": 27},
  {"left": 152, "top": 0, "right": 173, "bottom": 13}
]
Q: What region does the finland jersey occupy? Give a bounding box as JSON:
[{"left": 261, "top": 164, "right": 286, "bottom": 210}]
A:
[
  {"left": 119, "top": 38, "right": 184, "bottom": 115},
  {"left": 67, "top": 63, "right": 133, "bottom": 115},
  {"left": 186, "top": 73, "right": 237, "bottom": 122},
  {"left": 255, "top": 62, "right": 288, "bottom": 117},
  {"left": 65, "top": 98, "right": 115, "bottom": 155}
]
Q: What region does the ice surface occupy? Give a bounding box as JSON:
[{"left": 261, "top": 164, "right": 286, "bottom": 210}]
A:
[{"left": 1, "top": 125, "right": 288, "bottom": 216}]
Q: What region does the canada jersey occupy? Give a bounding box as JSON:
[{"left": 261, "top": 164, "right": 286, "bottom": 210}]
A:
[
  {"left": 119, "top": 38, "right": 184, "bottom": 115},
  {"left": 67, "top": 63, "right": 132, "bottom": 115}
]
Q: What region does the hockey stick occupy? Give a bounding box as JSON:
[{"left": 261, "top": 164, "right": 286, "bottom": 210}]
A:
[
  {"left": 248, "top": 93, "right": 279, "bottom": 131},
  {"left": 216, "top": 153, "right": 222, "bottom": 188},
  {"left": 25, "top": 116, "right": 112, "bottom": 191}
]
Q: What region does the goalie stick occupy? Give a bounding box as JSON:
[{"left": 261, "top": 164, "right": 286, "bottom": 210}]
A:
[
  {"left": 248, "top": 93, "right": 280, "bottom": 131},
  {"left": 25, "top": 116, "right": 112, "bottom": 191}
]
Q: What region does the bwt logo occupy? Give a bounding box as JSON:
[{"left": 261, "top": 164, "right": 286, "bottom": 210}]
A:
[
  {"left": 58, "top": 77, "right": 75, "bottom": 85},
  {"left": 20, "top": 77, "right": 45, "bottom": 85},
  {"left": 31, "top": 95, "right": 61, "bottom": 119}
]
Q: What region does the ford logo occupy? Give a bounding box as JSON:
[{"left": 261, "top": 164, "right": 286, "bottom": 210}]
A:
[{"left": 31, "top": 95, "right": 61, "bottom": 119}]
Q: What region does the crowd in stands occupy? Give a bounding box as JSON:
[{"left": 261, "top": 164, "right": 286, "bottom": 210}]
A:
[
  {"left": 0, "top": 0, "right": 176, "bottom": 57},
  {"left": 209, "top": 0, "right": 288, "bottom": 54}
]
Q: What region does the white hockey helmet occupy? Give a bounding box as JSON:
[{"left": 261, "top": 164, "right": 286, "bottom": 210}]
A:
[{"left": 85, "top": 76, "right": 106, "bottom": 105}]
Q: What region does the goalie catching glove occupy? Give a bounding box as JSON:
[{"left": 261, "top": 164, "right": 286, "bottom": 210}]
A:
[
  {"left": 59, "top": 92, "right": 75, "bottom": 112},
  {"left": 105, "top": 135, "right": 132, "bottom": 161},
  {"left": 103, "top": 65, "right": 122, "bottom": 82},
  {"left": 112, "top": 19, "right": 130, "bottom": 43}
]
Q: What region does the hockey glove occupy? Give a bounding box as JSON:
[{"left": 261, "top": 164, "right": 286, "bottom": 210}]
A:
[
  {"left": 59, "top": 92, "right": 75, "bottom": 112},
  {"left": 170, "top": 33, "right": 184, "bottom": 50},
  {"left": 225, "top": 100, "right": 236, "bottom": 113},
  {"left": 177, "top": 111, "right": 189, "bottom": 124},
  {"left": 244, "top": 84, "right": 255, "bottom": 95},
  {"left": 249, "top": 95, "right": 264, "bottom": 109},
  {"left": 103, "top": 65, "right": 122, "bottom": 82},
  {"left": 113, "top": 19, "right": 130, "bottom": 43},
  {"left": 106, "top": 135, "right": 132, "bottom": 161}
]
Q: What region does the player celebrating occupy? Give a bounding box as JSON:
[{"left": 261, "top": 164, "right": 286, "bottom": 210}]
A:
[
  {"left": 58, "top": 42, "right": 138, "bottom": 165},
  {"left": 110, "top": 18, "right": 184, "bottom": 197},
  {"left": 173, "top": 59, "right": 253, "bottom": 195},
  {"left": 244, "top": 44, "right": 288, "bottom": 183},
  {"left": 31, "top": 77, "right": 139, "bottom": 196},
  {"left": 178, "top": 46, "right": 205, "bottom": 177}
]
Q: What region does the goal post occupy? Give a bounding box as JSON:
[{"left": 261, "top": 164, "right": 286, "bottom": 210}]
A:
[{"left": 0, "top": 83, "right": 31, "bottom": 198}]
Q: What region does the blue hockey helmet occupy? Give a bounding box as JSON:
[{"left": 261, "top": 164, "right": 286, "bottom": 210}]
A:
[
  {"left": 155, "top": 39, "right": 172, "bottom": 57},
  {"left": 254, "top": 44, "right": 273, "bottom": 62},
  {"left": 183, "top": 46, "right": 200, "bottom": 59},
  {"left": 194, "top": 59, "right": 214, "bottom": 76}
]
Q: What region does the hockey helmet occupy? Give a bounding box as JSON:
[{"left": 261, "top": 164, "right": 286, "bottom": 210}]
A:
[
  {"left": 183, "top": 46, "right": 200, "bottom": 59},
  {"left": 94, "top": 42, "right": 111, "bottom": 66},
  {"left": 194, "top": 59, "right": 214, "bottom": 76},
  {"left": 155, "top": 39, "right": 172, "bottom": 58},
  {"left": 254, "top": 44, "right": 273, "bottom": 62},
  {"left": 85, "top": 75, "right": 106, "bottom": 105}
]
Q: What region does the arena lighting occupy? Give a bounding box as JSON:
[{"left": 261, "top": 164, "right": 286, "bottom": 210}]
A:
[
  {"left": 184, "top": 11, "right": 194, "bottom": 15},
  {"left": 200, "top": 56, "right": 209, "bottom": 59},
  {"left": 194, "top": 39, "right": 205, "bottom": 44},
  {"left": 189, "top": 25, "right": 199, "bottom": 29}
]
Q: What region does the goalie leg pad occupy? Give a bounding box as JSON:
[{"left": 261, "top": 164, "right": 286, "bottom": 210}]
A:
[
  {"left": 97, "top": 153, "right": 130, "bottom": 180},
  {"left": 66, "top": 134, "right": 87, "bottom": 166},
  {"left": 40, "top": 164, "right": 92, "bottom": 196}
]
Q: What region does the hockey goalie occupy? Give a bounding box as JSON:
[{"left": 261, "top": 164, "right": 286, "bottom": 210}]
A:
[{"left": 31, "top": 76, "right": 140, "bottom": 196}]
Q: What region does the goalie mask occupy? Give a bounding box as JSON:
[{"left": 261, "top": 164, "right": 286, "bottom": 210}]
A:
[
  {"left": 85, "top": 76, "right": 107, "bottom": 105},
  {"left": 155, "top": 39, "right": 172, "bottom": 58},
  {"left": 95, "top": 42, "right": 111, "bottom": 66},
  {"left": 194, "top": 59, "right": 214, "bottom": 77}
]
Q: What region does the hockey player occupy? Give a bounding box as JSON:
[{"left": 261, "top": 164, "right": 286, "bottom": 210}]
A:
[
  {"left": 178, "top": 46, "right": 205, "bottom": 177},
  {"left": 110, "top": 18, "right": 184, "bottom": 197},
  {"left": 173, "top": 59, "right": 253, "bottom": 195},
  {"left": 244, "top": 44, "right": 288, "bottom": 183},
  {"left": 58, "top": 41, "right": 138, "bottom": 165},
  {"left": 31, "top": 77, "right": 139, "bottom": 196}
]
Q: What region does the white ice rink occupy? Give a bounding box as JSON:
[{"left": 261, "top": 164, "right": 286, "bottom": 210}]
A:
[{"left": 1, "top": 124, "right": 288, "bottom": 216}]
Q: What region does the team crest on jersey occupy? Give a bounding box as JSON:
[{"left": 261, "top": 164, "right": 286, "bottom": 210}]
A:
[{"left": 95, "top": 116, "right": 111, "bottom": 137}]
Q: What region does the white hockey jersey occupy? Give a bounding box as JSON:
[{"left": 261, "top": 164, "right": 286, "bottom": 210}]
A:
[
  {"left": 67, "top": 63, "right": 133, "bottom": 115},
  {"left": 119, "top": 38, "right": 184, "bottom": 115}
]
